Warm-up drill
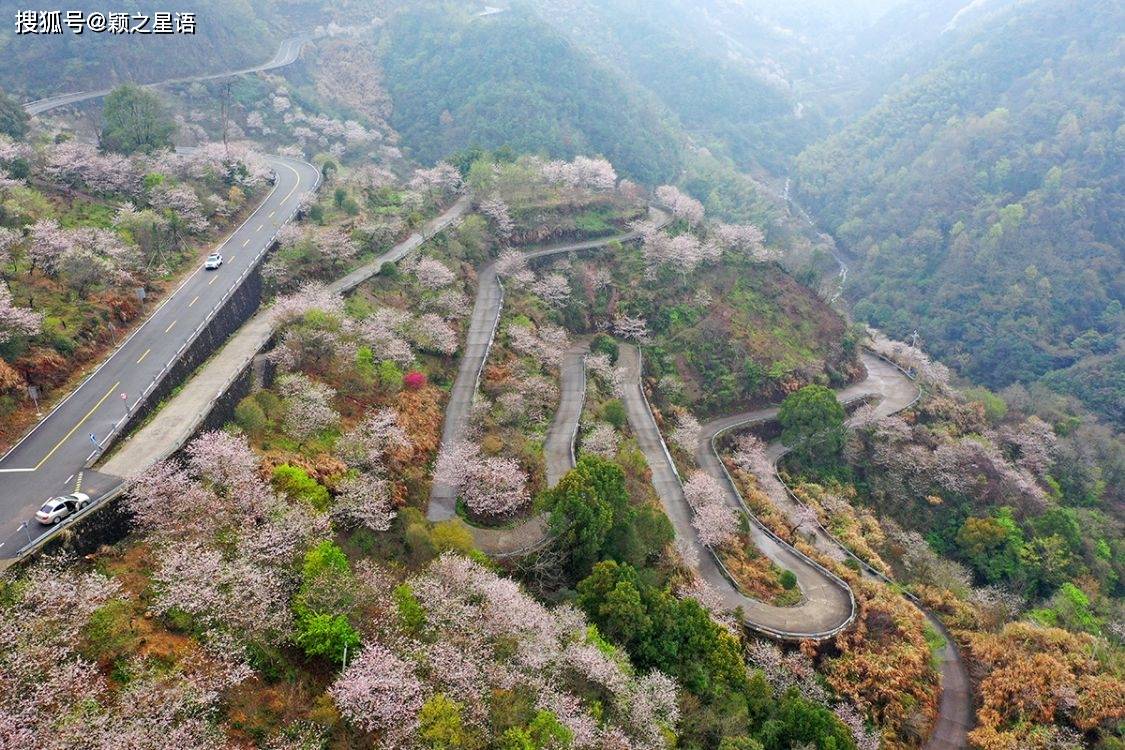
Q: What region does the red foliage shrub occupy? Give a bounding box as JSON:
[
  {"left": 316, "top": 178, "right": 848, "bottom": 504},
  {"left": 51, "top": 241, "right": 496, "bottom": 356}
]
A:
[{"left": 404, "top": 371, "right": 427, "bottom": 390}]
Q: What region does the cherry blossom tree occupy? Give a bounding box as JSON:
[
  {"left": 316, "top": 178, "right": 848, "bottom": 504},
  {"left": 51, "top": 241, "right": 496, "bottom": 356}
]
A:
[
  {"left": 613, "top": 314, "right": 649, "bottom": 342},
  {"left": 581, "top": 423, "right": 619, "bottom": 458},
  {"left": 463, "top": 454, "right": 530, "bottom": 518},
  {"left": 0, "top": 226, "right": 20, "bottom": 266},
  {"left": 833, "top": 704, "right": 882, "bottom": 750},
  {"left": 316, "top": 227, "right": 358, "bottom": 269},
  {"left": 433, "top": 440, "right": 481, "bottom": 491},
  {"left": 150, "top": 184, "right": 209, "bottom": 234},
  {"left": 683, "top": 471, "right": 739, "bottom": 547},
  {"left": 655, "top": 185, "right": 704, "bottom": 226},
  {"left": 670, "top": 413, "right": 701, "bottom": 453},
  {"left": 0, "top": 281, "right": 41, "bottom": 343},
  {"left": 353, "top": 307, "right": 416, "bottom": 367},
  {"left": 413, "top": 257, "right": 455, "bottom": 289},
  {"left": 277, "top": 372, "right": 340, "bottom": 441},
  {"left": 531, "top": 272, "right": 572, "bottom": 308},
  {"left": 338, "top": 409, "right": 410, "bottom": 470},
  {"left": 269, "top": 281, "right": 345, "bottom": 325},
  {"left": 731, "top": 434, "right": 787, "bottom": 500},
  {"left": 425, "top": 288, "right": 470, "bottom": 319},
  {"left": 677, "top": 575, "right": 738, "bottom": 634},
  {"left": 715, "top": 223, "right": 769, "bottom": 260},
  {"left": 409, "top": 162, "right": 463, "bottom": 200},
  {"left": 151, "top": 540, "right": 293, "bottom": 644},
  {"left": 433, "top": 440, "right": 530, "bottom": 518},
  {"left": 27, "top": 219, "right": 71, "bottom": 275},
  {"left": 333, "top": 472, "right": 396, "bottom": 532},
  {"left": 479, "top": 196, "right": 514, "bottom": 241},
  {"left": 330, "top": 642, "right": 425, "bottom": 745},
  {"left": 408, "top": 312, "right": 458, "bottom": 355}
]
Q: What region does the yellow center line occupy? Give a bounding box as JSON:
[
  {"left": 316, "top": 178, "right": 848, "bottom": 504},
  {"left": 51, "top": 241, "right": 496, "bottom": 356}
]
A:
[
  {"left": 229, "top": 255, "right": 236, "bottom": 263},
  {"left": 269, "top": 210, "right": 275, "bottom": 218},
  {"left": 209, "top": 276, "right": 217, "bottom": 286},
  {"left": 188, "top": 295, "right": 199, "bottom": 308},
  {"left": 242, "top": 238, "right": 250, "bottom": 247},
  {"left": 34, "top": 380, "right": 120, "bottom": 470},
  {"left": 257, "top": 224, "right": 265, "bottom": 232},
  {"left": 136, "top": 348, "right": 150, "bottom": 364},
  {"left": 164, "top": 320, "right": 177, "bottom": 333}
]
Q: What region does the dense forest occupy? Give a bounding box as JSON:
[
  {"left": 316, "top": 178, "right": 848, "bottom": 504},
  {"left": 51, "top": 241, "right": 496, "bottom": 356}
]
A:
[
  {"left": 0, "top": 0, "right": 291, "bottom": 96},
  {"left": 380, "top": 5, "right": 683, "bottom": 184},
  {"left": 794, "top": 0, "right": 1124, "bottom": 424}
]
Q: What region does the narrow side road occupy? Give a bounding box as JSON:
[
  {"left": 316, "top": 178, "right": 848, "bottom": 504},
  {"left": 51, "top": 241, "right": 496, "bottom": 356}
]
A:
[
  {"left": 543, "top": 340, "right": 590, "bottom": 487},
  {"left": 470, "top": 339, "right": 589, "bottom": 557}
]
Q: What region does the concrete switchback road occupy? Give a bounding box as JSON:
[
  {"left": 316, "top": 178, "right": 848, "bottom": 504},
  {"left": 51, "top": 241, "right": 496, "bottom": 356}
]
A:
[
  {"left": 428, "top": 211, "right": 665, "bottom": 522},
  {"left": 618, "top": 343, "right": 856, "bottom": 639}
]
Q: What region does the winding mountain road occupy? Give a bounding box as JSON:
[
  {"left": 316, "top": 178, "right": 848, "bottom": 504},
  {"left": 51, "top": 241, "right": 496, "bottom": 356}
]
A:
[
  {"left": 1, "top": 37, "right": 319, "bottom": 559},
  {"left": 620, "top": 343, "right": 857, "bottom": 639},
  {"left": 694, "top": 351, "right": 970, "bottom": 747},
  {"left": 428, "top": 211, "right": 665, "bottom": 522},
  {"left": 543, "top": 340, "right": 591, "bottom": 487}
]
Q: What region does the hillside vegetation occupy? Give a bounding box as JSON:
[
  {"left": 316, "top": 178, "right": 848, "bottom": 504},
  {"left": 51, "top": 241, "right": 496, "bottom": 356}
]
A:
[
  {"left": 380, "top": 5, "right": 682, "bottom": 184},
  {"left": 794, "top": 0, "right": 1124, "bottom": 424},
  {"left": 0, "top": 0, "right": 285, "bottom": 98}
]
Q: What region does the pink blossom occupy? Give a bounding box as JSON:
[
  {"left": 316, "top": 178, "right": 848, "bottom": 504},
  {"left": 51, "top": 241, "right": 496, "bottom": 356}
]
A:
[
  {"left": 316, "top": 227, "right": 358, "bottom": 268},
  {"left": 338, "top": 409, "right": 410, "bottom": 470},
  {"left": 463, "top": 455, "right": 530, "bottom": 518},
  {"left": 333, "top": 472, "right": 396, "bottom": 532},
  {"left": 531, "top": 272, "right": 572, "bottom": 308},
  {"left": 353, "top": 308, "right": 416, "bottom": 366},
  {"left": 833, "top": 704, "right": 881, "bottom": 750},
  {"left": 613, "top": 315, "right": 649, "bottom": 342},
  {"left": 330, "top": 642, "right": 425, "bottom": 745},
  {"left": 408, "top": 312, "right": 458, "bottom": 355},
  {"left": 151, "top": 541, "right": 293, "bottom": 644},
  {"left": 480, "top": 196, "right": 514, "bottom": 241},
  {"left": 269, "top": 281, "right": 345, "bottom": 324},
  {"left": 0, "top": 281, "right": 42, "bottom": 343},
  {"left": 413, "top": 257, "right": 456, "bottom": 289},
  {"left": 426, "top": 288, "right": 470, "bottom": 319},
  {"left": 150, "top": 184, "right": 209, "bottom": 234},
  {"left": 276, "top": 372, "right": 340, "bottom": 441},
  {"left": 683, "top": 471, "right": 739, "bottom": 548},
  {"left": 654, "top": 185, "right": 704, "bottom": 225},
  {"left": 715, "top": 223, "right": 769, "bottom": 260},
  {"left": 669, "top": 413, "right": 701, "bottom": 454},
  {"left": 581, "top": 423, "right": 619, "bottom": 458},
  {"left": 409, "top": 162, "right": 463, "bottom": 198}
]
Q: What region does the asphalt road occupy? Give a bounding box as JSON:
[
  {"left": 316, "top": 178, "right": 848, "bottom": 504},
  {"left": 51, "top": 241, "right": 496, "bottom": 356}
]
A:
[
  {"left": 22, "top": 36, "right": 308, "bottom": 115},
  {"left": 0, "top": 155, "right": 320, "bottom": 557},
  {"left": 1, "top": 33, "right": 319, "bottom": 559}
]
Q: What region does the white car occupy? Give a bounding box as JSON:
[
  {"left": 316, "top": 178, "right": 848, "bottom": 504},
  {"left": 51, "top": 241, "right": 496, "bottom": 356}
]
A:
[
  {"left": 35, "top": 492, "right": 91, "bottom": 525},
  {"left": 204, "top": 252, "right": 223, "bottom": 270}
]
